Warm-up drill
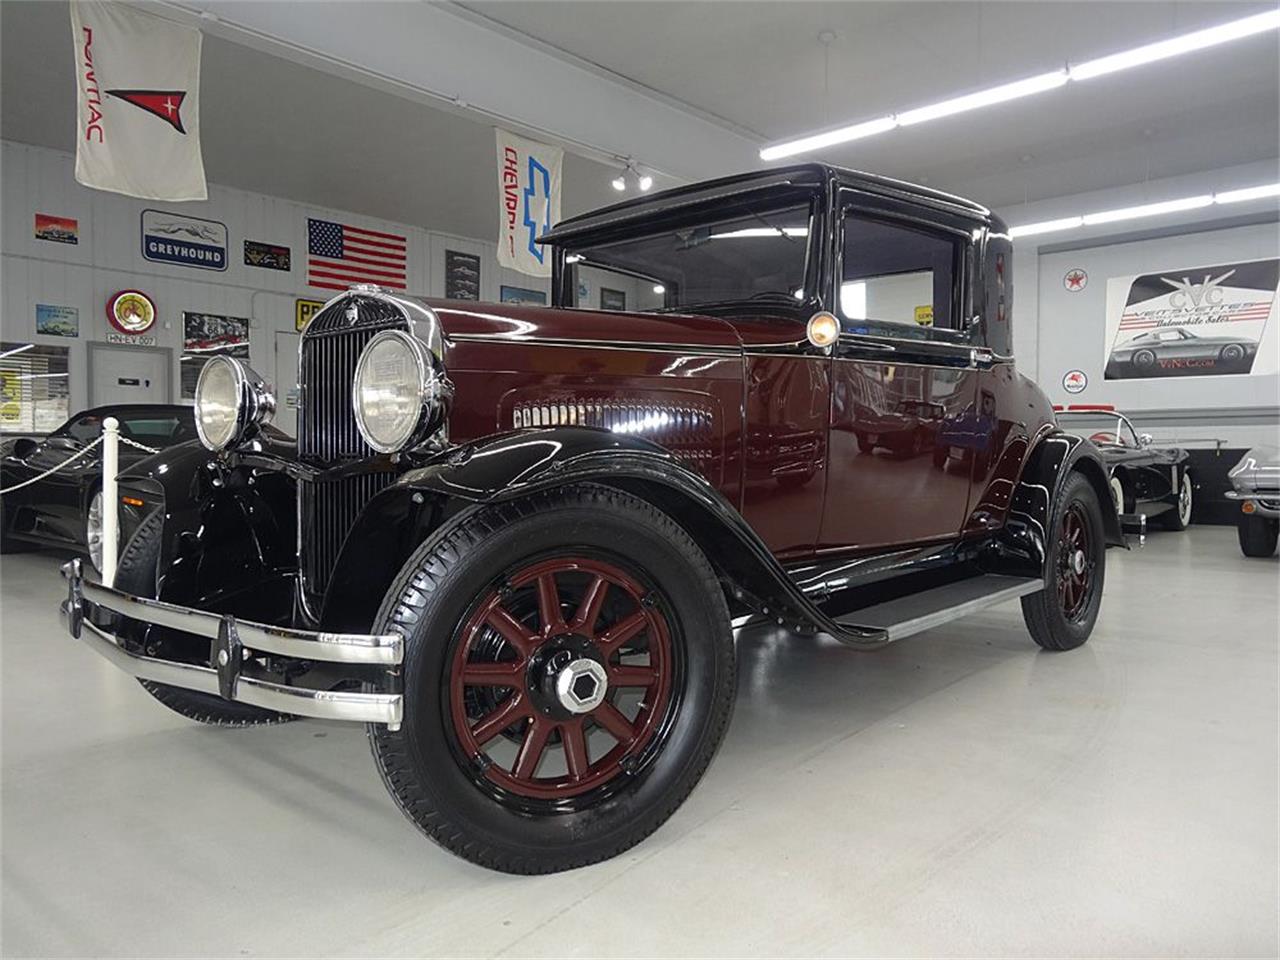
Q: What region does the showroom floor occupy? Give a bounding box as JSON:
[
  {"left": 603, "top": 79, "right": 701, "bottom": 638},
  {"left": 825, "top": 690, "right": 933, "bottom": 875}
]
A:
[{"left": 1, "top": 526, "right": 1276, "bottom": 958}]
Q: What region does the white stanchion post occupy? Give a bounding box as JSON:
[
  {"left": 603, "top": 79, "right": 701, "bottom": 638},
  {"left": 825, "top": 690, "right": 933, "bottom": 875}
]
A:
[{"left": 101, "top": 416, "right": 119, "bottom": 587}]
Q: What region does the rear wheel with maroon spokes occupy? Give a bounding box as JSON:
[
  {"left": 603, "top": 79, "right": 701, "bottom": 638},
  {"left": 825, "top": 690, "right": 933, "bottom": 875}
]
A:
[
  {"left": 369, "top": 485, "right": 735, "bottom": 874},
  {"left": 1022, "top": 471, "right": 1107, "bottom": 651}
]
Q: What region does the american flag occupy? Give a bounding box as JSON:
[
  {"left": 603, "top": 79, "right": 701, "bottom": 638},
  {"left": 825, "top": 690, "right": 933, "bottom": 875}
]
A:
[{"left": 307, "top": 218, "right": 407, "bottom": 292}]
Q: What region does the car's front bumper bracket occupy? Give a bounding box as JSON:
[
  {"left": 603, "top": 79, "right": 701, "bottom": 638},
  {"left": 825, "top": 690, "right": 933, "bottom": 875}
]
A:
[{"left": 59, "top": 559, "right": 403, "bottom": 728}]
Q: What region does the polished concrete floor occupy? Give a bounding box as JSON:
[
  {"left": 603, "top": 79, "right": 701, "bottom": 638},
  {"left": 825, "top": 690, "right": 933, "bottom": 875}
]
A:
[{"left": 1, "top": 527, "right": 1276, "bottom": 958}]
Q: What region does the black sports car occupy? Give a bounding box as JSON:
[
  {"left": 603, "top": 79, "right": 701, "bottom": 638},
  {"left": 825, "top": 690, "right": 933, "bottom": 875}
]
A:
[
  {"left": 1, "top": 405, "right": 195, "bottom": 570},
  {"left": 1055, "top": 406, "right": 1193, "bottom": 530},
  {"left": 1105, "top": 326, "right": 1259, "bottom": 379}
]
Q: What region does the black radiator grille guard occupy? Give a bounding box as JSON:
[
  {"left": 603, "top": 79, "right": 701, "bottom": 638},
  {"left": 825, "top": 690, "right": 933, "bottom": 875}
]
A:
[{"left": 297, "top": 296, "right": 407, "bottom": 600}]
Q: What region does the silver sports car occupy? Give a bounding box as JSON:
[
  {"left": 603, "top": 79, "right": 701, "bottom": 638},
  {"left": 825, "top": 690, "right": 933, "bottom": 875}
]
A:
[{"left": 1106, "top": 327, "right": 1258, "bottom": 379}]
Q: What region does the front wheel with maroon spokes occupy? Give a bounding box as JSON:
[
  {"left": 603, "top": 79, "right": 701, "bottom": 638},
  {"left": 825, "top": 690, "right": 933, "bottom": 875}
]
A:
[
  {"left": 449, "top": 555, "right": 677, "bottom": 807},
  {"left": 368, "top": 485, "right": 735, "bottom": 874},
  {"left": 1022, "top": 471, "right": 1107, "bottom": 651}
]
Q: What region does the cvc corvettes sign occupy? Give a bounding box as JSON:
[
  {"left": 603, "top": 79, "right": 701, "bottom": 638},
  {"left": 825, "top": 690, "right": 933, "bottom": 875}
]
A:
[
  {"left": 495, "top": 128, "right": 562, "bottom": 279},
  {"left": 1104, "top": 258, "right": 1278, "bottom": 380}
]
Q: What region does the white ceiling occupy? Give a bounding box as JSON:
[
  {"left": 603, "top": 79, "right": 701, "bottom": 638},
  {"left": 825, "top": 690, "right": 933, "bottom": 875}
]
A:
[
  {"left": 458, "top": 0, "right": 1280, "bottom": 208},
  {"left": 2, "top": 0, "right": 1277, "bottom": 233},
  {"left": 0, "top": 1, "right": 634, "bottom": 240}
]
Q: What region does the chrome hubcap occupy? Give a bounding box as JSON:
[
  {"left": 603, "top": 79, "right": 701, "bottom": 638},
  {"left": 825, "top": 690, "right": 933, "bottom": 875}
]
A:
[
  {"left": 555, "top": 658, "right": 608, "bottom": 714},
  {"left": 1071, "top": 550, "right": 1086, "bottom": 576}
]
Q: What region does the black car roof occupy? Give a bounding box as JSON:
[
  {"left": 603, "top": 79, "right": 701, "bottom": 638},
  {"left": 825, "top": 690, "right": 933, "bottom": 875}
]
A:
[{"left": 541, "top": 162, "right": 995, "bottom": 245}]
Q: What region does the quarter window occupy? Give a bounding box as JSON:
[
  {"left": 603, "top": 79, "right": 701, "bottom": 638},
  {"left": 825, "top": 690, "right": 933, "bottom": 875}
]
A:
[{"left": 840, "top": 213, "right": 962, "bottom": 334}]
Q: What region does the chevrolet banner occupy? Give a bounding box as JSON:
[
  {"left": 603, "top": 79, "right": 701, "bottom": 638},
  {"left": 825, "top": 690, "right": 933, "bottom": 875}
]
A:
[
  {"left": 495, "top": 128, "right": 562, "bottom": 278},
  {"left": 69, "top": 1, "right": 207, "bottom": 201}
]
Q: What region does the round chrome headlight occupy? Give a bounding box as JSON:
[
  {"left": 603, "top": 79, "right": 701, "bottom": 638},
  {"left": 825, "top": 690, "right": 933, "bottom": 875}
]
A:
[
  {"left": 352, "top": 330, "right": 450, "bottom": 453},
  {"left": 194, "top": 356, "right": 275, "bottom": 451}
]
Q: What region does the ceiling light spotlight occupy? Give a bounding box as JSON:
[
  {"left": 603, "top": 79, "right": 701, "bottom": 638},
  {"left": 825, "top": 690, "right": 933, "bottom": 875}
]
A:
[
  {"left": 652, "top": 284, "right": 666, "bottom": 295},
  {"left": 638, "top": 174, "right": 654, "bottom": 191},
  {"left": 611, "top": 174, "right": 627, "bottom": 191}
]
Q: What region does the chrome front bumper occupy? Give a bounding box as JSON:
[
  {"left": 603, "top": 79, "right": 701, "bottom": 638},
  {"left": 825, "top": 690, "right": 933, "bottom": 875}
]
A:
[
  {"left": 59, "top": 560, "right": 404, "bottom": 728},
  {"left": 1224, "top": 490, "right": 1280, "bottom": 518}
]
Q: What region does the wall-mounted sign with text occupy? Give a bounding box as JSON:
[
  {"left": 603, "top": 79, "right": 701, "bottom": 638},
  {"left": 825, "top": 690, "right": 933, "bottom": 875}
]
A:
[
  {"left": 141, "top": 209, "right": 227, "bottom": 271},
  {"left": 295, "top": 298, "right": 326, "bottom": 332},
  {"left": 1104, "top": 258, "right": 1278, "bottom": 381}
]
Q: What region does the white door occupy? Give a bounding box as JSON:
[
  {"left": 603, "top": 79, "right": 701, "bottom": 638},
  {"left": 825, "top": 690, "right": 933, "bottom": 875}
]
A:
[
  {"left": 89, "top": 345, "right": 171, "bottom": 405},
  {"left": 274, "top": 330, "right": 300, "bottom": 437}
]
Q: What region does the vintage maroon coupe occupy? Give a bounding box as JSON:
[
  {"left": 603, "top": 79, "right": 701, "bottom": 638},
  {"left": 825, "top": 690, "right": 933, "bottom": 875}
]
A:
[{"left": 61, "top": 164, "right": 1123, "bottom": 873}]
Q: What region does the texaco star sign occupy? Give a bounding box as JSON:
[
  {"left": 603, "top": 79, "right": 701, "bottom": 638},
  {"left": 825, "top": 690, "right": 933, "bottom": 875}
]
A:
[{"left": 1063, "top": 268, "right": 1088, "bottom": 292}]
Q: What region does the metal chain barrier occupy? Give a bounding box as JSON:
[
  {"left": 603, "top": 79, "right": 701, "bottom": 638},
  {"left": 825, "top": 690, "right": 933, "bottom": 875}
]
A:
[
  {"left": 0, "top": 433, "right": 160, "bottom": 495},
  {"left": 0, "top": 435, "right": 104, "bottom": 494}
]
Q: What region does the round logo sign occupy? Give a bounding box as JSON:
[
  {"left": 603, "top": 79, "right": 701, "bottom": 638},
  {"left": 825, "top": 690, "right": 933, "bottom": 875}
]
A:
[
  {"left": 106, "top": 290, "right": 156, "bottom": 335},
  {"left": 1063, "top": 268, "right": 1088, "bottom": 292},
  {"left": 1062, "top": 369, "right": 1088, "bottom": 394}
]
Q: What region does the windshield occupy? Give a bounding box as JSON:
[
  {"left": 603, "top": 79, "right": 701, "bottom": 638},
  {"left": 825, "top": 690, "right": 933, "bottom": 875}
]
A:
[
  {"left": 1057, "top": 411, "right": 1139, "bottom": 447},
  {"left": 563, "top": 194, "right": 814, "bottom": 313},
  {"left": 56, "top": 410, "right": 195, "bottom": 446}
]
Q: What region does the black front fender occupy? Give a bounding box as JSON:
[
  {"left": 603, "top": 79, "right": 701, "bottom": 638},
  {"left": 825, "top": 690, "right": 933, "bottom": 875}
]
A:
[
  {"left": 116, "top": 438, "right": 298, "bottom": 620},
  {"left": 994, "top": 431, "right": 1125, "bottom": 580},
  {"left": 323, "top": 428, "right": 884, "bottom": 646}
]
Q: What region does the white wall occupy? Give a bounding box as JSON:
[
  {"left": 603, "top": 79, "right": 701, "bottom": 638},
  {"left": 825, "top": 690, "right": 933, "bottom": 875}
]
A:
[
  {"left": 997, "top": 159, "right": 1279, "bottom": 447},
  {"left": 0, "top": 140, "right": 549, "bottom": 417},
  {"left": 1000, "top": 158, "right": 1280, "bottom": 383}
]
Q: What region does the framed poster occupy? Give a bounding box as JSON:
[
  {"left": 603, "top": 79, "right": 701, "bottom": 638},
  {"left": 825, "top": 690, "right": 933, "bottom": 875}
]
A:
[
  {"left": 500, "top": 285, "right": 547, "bottom": 306},
  {"left": 445, "top": 250, "right": 481, "bottom": 300},
  {"left": 1104, "top": 258, "right": 1278, "bottom": 380},
  {"left": 34, "top": 214, "right": 78, "bottom": 245},
  {"left": 182, "top": 312, "right": 249, "bottom": 399},
  {"left": 244, "top": 240, "right": 291, "bottom": 271},
  {"left": 36, "top": 304, "right": 79, "bottom": 337},
  {"left": 600, "top": 288, "right": 626, "bottom": 311}
]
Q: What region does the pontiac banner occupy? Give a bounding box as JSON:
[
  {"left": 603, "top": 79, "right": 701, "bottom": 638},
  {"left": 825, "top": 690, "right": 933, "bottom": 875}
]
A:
[
  {"left": 69, "top": 1, "right": 207, "bottom": 201},
  {"left": 1104, "top": 258, "right": 1278, "bottom": 380},
  {"left": 495, "top": 128, "right": 562, "bottom": 278}
]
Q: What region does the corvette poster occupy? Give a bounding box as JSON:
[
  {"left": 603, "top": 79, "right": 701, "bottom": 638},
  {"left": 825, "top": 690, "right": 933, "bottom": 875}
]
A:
[{"left": 1104, "top": 258, "right": 1278, "bottom": 380}]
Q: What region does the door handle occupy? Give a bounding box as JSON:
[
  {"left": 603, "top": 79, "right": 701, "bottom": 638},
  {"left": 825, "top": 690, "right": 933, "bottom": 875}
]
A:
[{"left": 971, "top": 347, "right": 996, "bottom": 369}]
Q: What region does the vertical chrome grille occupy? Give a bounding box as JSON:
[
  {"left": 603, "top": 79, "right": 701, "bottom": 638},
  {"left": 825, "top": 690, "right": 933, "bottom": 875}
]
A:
[{"left": 297, "top": 295, "right": 407, "bottom": 599}]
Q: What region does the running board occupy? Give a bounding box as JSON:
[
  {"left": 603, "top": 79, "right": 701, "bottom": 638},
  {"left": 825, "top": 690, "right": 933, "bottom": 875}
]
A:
[{"left": 833, "top": 574, "right": 1044, "bottom": 643}]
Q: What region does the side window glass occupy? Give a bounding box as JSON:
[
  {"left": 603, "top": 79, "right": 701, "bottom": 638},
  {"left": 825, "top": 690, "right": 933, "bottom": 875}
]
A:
[
  {"left": 840, "top": 212, "right": 962, "bottom": 338},
  {"left": 63, "top": 415, "right": 102, "bottom": 443}
]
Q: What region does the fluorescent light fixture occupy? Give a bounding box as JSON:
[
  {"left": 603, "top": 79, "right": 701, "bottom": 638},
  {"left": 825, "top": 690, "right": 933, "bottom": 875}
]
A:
[
  {"left": 1082, "top": 194, "right": 1213, "bottom": 225},
  {"left": 0, "top": 343, "right": 35, "bottom": 360},
  {"left": 898, "top": 71, "right": 1067, "bottom": 126},
  {"left": 18, "top": 372, "right": 69, "bottom": 380},
  {"left": 759, "top": 11, "right": 1280, "bottom": 160},
  {"left": 760, "top": 116, "right": 897, "bottom": 162},
  {"left": 565, "top": 253, "right": 584, "bottom": 264},
  {"left": 1008, "top": 216, "right": 1085, "bottom": 239},
  {"left": 1008, "top": 180, "right": 1279, "bottom": 240},
  {"left": 1215, "top": 182, "right": 1280, "bottom": 204},
  {"left": 711, "top": 226, "right": 810, "bottom": 239},
  {"left": 1070, "top": 9, "right": 1280, "bottom": 81}
]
